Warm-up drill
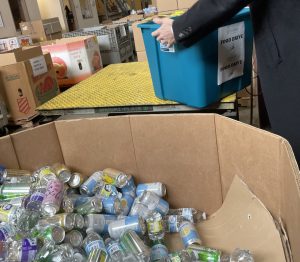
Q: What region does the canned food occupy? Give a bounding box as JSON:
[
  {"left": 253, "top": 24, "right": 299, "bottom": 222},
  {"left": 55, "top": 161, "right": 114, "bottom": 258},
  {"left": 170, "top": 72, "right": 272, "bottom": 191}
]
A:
[{"left": 179, "top": 221, "right": 201, "bottom": 248}]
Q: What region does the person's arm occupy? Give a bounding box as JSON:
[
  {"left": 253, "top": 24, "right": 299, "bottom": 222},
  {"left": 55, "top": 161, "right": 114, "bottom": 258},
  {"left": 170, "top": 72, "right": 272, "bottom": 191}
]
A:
[{"left": 173, "top": 0, "right": 253, "bottom": 47}]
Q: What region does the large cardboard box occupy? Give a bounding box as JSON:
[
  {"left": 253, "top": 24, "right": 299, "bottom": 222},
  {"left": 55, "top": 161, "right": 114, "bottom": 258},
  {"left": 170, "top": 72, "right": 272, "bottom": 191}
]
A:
[
  {"left": 152, "top": 0, "right": 178, "bottom": 11},
  {"left": 40, "top": 36, "right": 102, "bottom": 87},
  {"left": 137, "top": 51, "right": 148, "bottom": 62},
  {"left": 0, "top": 114, "right": 298, "bottom": 261},
  {"left": 20, "top": 18, "right": 63, "bottom": 43},
  {"left": 0, "top": 36, "right": 32, "bottom": 53},
  {"left": 0, "top": 46, "right": 60, "bottom": 123},
  {"left": 177, "top": 0, "right": 198, "bottom": 9},
  {"left": 132, "top": 21, "right": 146, "bottom": 52}
]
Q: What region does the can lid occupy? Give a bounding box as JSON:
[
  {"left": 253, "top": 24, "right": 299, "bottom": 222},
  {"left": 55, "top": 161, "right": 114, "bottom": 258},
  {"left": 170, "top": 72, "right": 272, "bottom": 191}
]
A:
[
  {"left": 58, "top": 171, "right": 72, "bottom": 183},
  {"left": 52, "top": 226, "right": 65, "bottom": 243},
  {"left": 67, "top": 230, "right": 83, "bottom": 247},
  {"left": 69, "top": 173, "right": 82, "bottom": 188},
  {"left": 42, "top": 205, "right": 57, "bottom": 217},
  {"left": 75, "top": 214, "right": 85, "bottom": 229},
  {"left": 65, "top": 213, "right": 76, "bottom": 231}
]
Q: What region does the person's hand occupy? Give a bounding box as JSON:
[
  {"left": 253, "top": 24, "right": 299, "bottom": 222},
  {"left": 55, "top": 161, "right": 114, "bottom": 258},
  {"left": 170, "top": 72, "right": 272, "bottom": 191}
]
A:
[{"left": 152, "top": 17, "right": 175, "bottom": 47}]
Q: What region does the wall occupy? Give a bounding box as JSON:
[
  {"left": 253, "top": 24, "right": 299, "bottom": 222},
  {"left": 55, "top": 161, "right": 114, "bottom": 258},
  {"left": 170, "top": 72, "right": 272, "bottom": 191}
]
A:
[
  {"left": 0, "top": 0, "right": 17, "bottom": 38},
  {"left": 25, "top": 0, "right": 41, "bottom": 20},
  {"left": 37, "top": 0, "right": 68, "bottom": 31}
]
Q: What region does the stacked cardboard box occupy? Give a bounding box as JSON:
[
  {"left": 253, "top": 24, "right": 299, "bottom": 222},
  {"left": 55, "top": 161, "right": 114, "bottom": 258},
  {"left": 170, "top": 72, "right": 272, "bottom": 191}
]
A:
[
  {"left": 20, "top": 18, "right": 63, "bottom": 43},
  {"left": 152, "top": 0, "right": 198, "bottom": 11},
  {"left": 0, "top": 36, "right": 32, "bottom": 53},
  {"left": 40, "top": 36, "right": 102, "bottom": 87},
  {"left": 0, "top": 46, "right": 60, "bottom": 123}
]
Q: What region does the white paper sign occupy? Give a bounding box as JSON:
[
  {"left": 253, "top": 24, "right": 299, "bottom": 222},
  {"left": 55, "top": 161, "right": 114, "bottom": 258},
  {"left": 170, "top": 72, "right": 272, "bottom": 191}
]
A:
[
  {"left": 29, "top": 55, "right": 48, "bottom": 77},
  {"left": 218, "top": 22, "right": 245, "bottom": 85}
]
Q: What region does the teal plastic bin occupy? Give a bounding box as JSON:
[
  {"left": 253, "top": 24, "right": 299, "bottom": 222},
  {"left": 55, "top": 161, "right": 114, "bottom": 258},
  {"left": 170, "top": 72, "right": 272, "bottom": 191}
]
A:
[{"left": 138, "top": 8, "right": 253, "bottom": 108}]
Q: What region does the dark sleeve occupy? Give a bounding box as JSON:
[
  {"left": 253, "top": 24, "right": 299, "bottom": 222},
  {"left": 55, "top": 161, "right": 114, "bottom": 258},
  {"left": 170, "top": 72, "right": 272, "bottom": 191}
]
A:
[{"left": 173, "top": 0, "right": 253, "bottom": 47}]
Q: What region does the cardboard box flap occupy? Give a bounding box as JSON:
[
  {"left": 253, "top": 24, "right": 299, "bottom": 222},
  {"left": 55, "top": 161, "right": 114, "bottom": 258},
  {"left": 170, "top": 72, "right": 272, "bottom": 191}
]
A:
[
  {"left": 0, "top": 136, "right": 19, "bottom": 169},
  {"left": 215, "top": 114, "right": 282, "bottom": 217},
  {"left": 0, "top": 46, "right": 43, "bottom": 66},
  {"left": 40, "top": 36, "right": 92, "bottom": 46},
  {"left": 54, "top": 117, "right": 138, "bottom": 177},
  {"left": 129, "top": 114, "right": 222, "bottom": 214},
  {"left": 10, "top": 123, "right": 64, "bottom": 171},
  {"left": 165, "top": 176, "right": 286, "bottom": 261},
  {"left": 279, "top": 139, "right": 300, "bottom": 262}
]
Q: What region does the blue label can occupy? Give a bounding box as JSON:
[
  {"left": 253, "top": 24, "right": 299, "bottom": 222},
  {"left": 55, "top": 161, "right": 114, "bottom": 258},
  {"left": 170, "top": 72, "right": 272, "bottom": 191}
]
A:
[
  {"left": 151, "top": 243, "right": 169, "bottom": 261},
  {"left": 102, "top": 196, "right": 120, "bottom": 215},
  {"left": 155, "top": 198, "right": 169, "bottom": 216},
  {"left": 120, "top": 194, "right": 135, "bottom": 216},
  {"left": 80, "top": 171, "right": 103, "bottom": 196},
  {"left": 121, "top": 175, "right": 136, "bottom": 198},
  {"left": 179, "top": 221, "right": 202, "bottom": 248}
]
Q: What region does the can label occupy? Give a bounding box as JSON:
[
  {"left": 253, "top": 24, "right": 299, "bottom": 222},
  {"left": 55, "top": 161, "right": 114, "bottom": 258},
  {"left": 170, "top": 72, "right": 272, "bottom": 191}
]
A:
[
  {"left": 0, "top": 204, "right": 14, "bottom": 222},
  {"left": 151, "top": 244, "right": 169, "bottom": 261},
  {"left": 136, "top": 183, "right": 164, "bottom": 197},
  {"left": 181, "top": 208, "right": 194, "bottom": 222},
  {"left": 0, "top": 225, "right": 11, "bottom": 241},
  {"left": 74, "top": 196, "right": 90, "bottom": 207},
  {"left": 43, "top": 180, "right": 64, "bottom": 205},
  {"left": 179, "top": 222, "right": 201, "bottom": 248},
  {"left": 120, "top": 195, "right": 134, "bottom": 216},
  {"left": 103, "top": 197, "right": 118, "bottom": 214},
  {"left": 147, "top": 219, "right": 163, "bottom": 234},
  {"left": 102, "top": 174, "right": 117, "bottom": 186},
  {"left": 99, "top": 184, "right": 119, "bottom": 199},
  {"left": 81, "top": 172, "right": 102, "bottom": 195},
  {"left": 187, "top": 246, "right": 221, "bottom": 262},
  {"left": 167, "top": 215, "right": 179, "bottom": 233},
  {"left": 107, "top": 241, "right": 122, "bottom": 256},
  {"left": 121, "top": 177, "right": 136, "bottom": 197},
  {"left": 21, "top": 238, "right": 38, "bottom": 262},
  {"left": 103, "top": 215, "right": 118, "bottom": 233},
  {"left": 85, "top": 239, "right": 106, "bottom": 255},
  {"left": 155, "top": 198, "right": 169, "bottom": 215},
  {"left": 124, "top": 216, "right": 141, "bottom": 232}
]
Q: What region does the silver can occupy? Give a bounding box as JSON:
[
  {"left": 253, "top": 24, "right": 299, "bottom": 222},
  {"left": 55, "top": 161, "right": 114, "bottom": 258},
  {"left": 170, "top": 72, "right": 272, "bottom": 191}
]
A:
[
  {"left": 80, "top": 171, "right": 103, "bottom": 196},
  {"left": 64, "top": 230, "right": 84, "bottom": 248},
  {"left": 69, "top": 172, "right": 85, "bottom": 188},
  {"left": 102, "top": 168, "right": 129, "bottom": 188}
]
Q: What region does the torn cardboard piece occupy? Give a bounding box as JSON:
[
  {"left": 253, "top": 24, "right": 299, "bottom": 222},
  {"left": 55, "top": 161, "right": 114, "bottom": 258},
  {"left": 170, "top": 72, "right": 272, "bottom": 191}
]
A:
[{"left": 166, "top": 176, "right": 286, "bottom": 261}]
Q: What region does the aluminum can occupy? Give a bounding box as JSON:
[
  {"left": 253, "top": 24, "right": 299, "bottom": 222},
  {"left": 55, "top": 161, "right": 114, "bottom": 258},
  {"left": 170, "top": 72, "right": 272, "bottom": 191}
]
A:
[
  {"left": 136, "top": 182, "right": 166, "bottom": 197},
  {"left": 146, "top": 212, "right": 164, "bottom": 240},
  {"left": 121, "top": 175, "right": 136, "bottom": 198},
  {"left": 80, "top": 171, "right": 103, "bottom": 196},
  {"left": 102, "top": 168, "right": 129, "bottom": 188},
  {"left": 85, "top": 214, "right": 118, "bottom": 234},
  {"left": 102, "top": 196, "right": 121, "bottom": 215},
  {"left": 120, "top": 194, "right": 135, "bottom": 216},
  {"left": 41, "top": 179, "right": 64, "bottom": 216},
  {"left": 150, "top": 239, "right": 169, "bottom": 262},
  {"left": 179, "top": 221, "right": 201, "bottom": 248},
  {"left": 69, "top": 172, "right": 85, "bottom": 188},
  {"left": 187, "top": 244, "right": 222, "bottom": 262},
  {"left": 64, "top": 230, "right": 84, "bottom": 248},
  {"left": 108, "top": 216, "right": 146, "bottom": 239},
  {"left": 120, "top": 230, "right": 150, "bottom": 261}
]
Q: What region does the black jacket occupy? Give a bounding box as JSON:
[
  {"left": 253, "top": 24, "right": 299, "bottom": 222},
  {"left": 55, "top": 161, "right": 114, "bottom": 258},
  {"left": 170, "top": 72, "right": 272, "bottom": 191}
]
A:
[{"left": 173, "top": 0, "right": 300, "bottom": 163}]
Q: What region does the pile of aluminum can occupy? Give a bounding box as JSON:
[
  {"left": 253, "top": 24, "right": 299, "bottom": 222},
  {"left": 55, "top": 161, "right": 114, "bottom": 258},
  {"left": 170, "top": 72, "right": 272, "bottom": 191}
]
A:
[{"left": 0, "top": 164, "right": 254, "bottom": 262}]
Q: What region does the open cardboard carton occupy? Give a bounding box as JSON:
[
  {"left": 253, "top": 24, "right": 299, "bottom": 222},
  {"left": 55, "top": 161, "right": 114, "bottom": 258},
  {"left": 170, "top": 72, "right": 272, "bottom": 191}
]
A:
[{"left": 0, "top": 114, "right": 299, "bottom": 261}]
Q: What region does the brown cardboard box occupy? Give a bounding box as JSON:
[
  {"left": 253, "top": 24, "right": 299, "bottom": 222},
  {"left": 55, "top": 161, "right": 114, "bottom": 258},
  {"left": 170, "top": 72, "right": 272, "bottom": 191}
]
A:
[
  {"left": 0, "top": 114, "right": 299, "bottom": 261},
  {"left": 0, "top": 46, "right": 60, "bottom": 123},
  {"left": 152, "top": 0, "right": 178, "bottom": 11},
  {"left": 40, "top": 36, "right": 102, "bottom": 87},
  {"left": 0, "top": 36, "right": 32, "bottom": 53},
  {"left": 177, "top": 0, "right": 198, "bottom": 9},
  {"left": 137, "top": 51, "right": 148, "bottom": 61},
  {"left": 132, "top": 21, "right": 146, "bottom": 52},
  {"left": 20, "top": 18, "right": 62, "bottom": 43}
]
